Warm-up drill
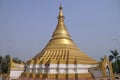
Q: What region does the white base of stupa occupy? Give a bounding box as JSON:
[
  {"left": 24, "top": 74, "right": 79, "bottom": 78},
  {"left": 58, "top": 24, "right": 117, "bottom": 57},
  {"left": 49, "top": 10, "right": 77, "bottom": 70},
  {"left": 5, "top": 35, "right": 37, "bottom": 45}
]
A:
[{"left": 25, "top": 64, "right": 98, "bottom": 74}]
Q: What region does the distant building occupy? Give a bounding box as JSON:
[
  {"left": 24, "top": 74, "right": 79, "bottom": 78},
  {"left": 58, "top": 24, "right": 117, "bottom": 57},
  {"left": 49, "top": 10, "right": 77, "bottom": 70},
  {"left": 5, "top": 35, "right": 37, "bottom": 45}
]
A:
[{"left": 8, "top": 58, "right": 24, "bottom": 80}]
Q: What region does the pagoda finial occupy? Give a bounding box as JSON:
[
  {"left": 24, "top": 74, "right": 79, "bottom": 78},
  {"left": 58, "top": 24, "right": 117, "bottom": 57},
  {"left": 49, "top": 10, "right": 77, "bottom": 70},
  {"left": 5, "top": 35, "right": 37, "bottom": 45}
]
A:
[
  {"left": 60, "top": 3, "right": 62, "bottom": 9},
  {"left": 58, "top": 4, "right": 64, "bottom": 21}
]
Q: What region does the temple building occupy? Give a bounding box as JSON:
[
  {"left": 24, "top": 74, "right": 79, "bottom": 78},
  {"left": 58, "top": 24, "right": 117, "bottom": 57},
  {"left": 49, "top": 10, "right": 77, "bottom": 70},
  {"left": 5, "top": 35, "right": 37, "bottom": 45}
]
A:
[{"left": 18, "top": 5, "right": 114, "bottom": 80}]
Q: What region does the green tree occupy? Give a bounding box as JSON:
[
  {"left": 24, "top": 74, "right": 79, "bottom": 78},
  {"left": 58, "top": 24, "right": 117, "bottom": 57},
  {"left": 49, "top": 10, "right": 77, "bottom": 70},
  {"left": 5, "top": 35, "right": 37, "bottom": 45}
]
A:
[
  {"left": 0, "top": 55, "right": 3, "bottom": 72},
  {"left": 100, "top": 57, "right": 104, "bottom": 61},
  {"left": 13, "top": 57, "right": 24, "bottom": 64},
  {"left": 0, "top": 55, "right": 3, "bottom": 64},
  {"left": 1, "top": 54, "right": 11, "bottom": 73},
  {"left": 109, "top": 50, "right": 120, "bottom": 73}
]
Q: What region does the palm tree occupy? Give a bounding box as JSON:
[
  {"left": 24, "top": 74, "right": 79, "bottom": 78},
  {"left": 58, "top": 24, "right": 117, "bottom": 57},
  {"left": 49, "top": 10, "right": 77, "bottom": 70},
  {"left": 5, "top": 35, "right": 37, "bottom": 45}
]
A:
[{"left": 109, "top": 50, "right": 120, "bottom": 73}]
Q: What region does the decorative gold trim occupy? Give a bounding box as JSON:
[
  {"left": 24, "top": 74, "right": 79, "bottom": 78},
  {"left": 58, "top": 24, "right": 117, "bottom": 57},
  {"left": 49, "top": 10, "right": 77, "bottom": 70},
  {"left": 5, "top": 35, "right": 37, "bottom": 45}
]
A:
[{"left": 21, "top": 73, "right": 92, "bottom": 78}]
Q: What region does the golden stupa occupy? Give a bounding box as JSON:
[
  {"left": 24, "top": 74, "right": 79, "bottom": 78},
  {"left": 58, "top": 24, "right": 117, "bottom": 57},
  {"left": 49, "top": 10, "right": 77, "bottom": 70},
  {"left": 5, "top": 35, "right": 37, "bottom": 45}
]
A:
[
  {"left": 21, "top": 5, "right": 98, "bottom": 80},
  {"left": 28, "top": 5, "right": 97, "bottom": 65}
]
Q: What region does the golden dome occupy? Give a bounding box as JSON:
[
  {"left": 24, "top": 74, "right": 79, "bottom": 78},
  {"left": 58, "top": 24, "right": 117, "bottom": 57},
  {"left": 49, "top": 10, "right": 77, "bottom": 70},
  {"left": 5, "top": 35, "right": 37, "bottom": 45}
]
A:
[{"left": 27, "top": 5, "right": 97, "bottom": 65}]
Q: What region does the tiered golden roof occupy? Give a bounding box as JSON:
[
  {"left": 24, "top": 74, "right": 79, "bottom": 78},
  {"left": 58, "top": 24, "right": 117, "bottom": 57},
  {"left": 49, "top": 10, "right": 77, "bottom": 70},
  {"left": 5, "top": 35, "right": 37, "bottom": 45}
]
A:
[{"left": 27, "top": 5, "right": 97, "bottom": 64}]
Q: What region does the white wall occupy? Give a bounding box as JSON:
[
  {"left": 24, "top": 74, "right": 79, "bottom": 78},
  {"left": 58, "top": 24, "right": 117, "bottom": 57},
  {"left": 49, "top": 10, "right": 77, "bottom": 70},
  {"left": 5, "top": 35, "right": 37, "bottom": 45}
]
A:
[
  {"left": 26, "top": 64, "right": 95, "bottom": 74},
  {"left": 10, "top": 70, "right": 24, "bottom": 79},
  {"left": 92, "top": 70, "right": 103, "bottom": 78}
]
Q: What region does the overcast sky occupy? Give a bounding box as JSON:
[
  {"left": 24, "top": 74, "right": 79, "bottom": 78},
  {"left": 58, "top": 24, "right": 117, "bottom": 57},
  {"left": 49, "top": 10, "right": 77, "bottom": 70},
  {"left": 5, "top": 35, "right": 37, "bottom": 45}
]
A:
[{"left": 0, "top": 0, "right": 120, "bottom": 61}]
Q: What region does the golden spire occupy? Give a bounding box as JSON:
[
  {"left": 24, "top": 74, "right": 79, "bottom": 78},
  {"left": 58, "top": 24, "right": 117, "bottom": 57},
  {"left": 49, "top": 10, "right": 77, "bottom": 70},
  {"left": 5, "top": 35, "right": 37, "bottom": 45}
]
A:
[
  {"left": 48, "top": 4, "right": 75, "bottom": 46},
  {"left": 58, "top": 4, "right": 64, "bottom": 21}
]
